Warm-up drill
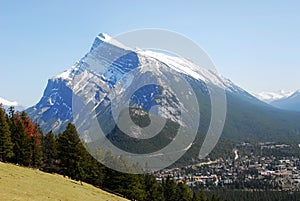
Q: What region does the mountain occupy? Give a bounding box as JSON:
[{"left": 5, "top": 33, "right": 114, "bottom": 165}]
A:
[
  {"left": 256, "top": 90, "right": 300, "bottom": 111},
  {"left": 256, "top": 90, "right": 293, "bottom": 103},
  {"left": 270, "top": 90, "right": 300, "bottom": 111},
  {"left": 26, "top": 33, "right": 248, "bottom": 133},
  {"left": 27, "top": 33, "right": 300, "bottom": 146},
  {"left": 0, "top": 97, "right": 24, "bottom": 111}
]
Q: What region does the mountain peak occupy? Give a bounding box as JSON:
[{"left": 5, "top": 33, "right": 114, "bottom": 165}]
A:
[
  {"left": 269, "top": 89, "right": 300, "bottom": 111},
  {"left": 90, "top": 33, "right": 112, "bottom": 52},
  {"left": 27, "top": 32, "right": 256, "bottom": 133},
  {"left": 0, "top": 97, "right": 19, "bottom": 107},
  {"left": 97, "top": 33, "right": 111, "bottom": 42},
  {"left": 255, "top": 90, "right": 294, "bottom": 103},
  {"left": 0, "top": 97, "right": 25, "bottom": 111},
  {"left": 287, "top": 89, "right": 300, "bottom": 99}
]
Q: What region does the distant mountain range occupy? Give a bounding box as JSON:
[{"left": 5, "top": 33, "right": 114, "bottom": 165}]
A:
[
  {"left": 0, "top": 97, "right": 24, "bottom": 111},
  {"left": 256, "top": 90, "right": 300, "bottom": 111},
  {"left": 256, "top": 90, "right": 294, "bottom": 103}
]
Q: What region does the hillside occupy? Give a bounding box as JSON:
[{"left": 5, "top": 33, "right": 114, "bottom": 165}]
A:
[{"left": 0, "top": 162, "right": 129, "bottom": 201}]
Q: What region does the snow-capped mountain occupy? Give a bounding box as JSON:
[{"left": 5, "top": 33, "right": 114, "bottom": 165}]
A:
[
  {"left": 270, "top": 90, "right": 300, "bottom": 111},
  {"left": 256, "top": 90, "right": 294, "bottom": 103},
  {"left": 25, "top": 32, "right": 300, "bottom": 150},
  {"left": 27, "top": 33, "right": 254, "bottom": 133},
  {"left": 255, "top": 90, "right": 300, "bottom": 111},
  {"left": 0, "top": 97, "right": 24, "bottom": 111},
  {"left": 0, "top": 97, "right": 19, "bottom": 107}
]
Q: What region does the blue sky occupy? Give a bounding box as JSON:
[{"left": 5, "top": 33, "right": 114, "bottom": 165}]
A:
[{"left": 0, "top": 1, "right": 300, "bottom": 106}]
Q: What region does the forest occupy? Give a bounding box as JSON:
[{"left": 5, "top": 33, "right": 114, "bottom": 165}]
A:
[
  {"left": 0, "top": 105, "right": 299, "bottom": 201},
  {"left": 0, "top": 105, "right": 220, "bottom": 201}
]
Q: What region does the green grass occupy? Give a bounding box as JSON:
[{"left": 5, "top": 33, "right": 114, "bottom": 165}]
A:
[{"left": 0, "top": 162, "right": 129, "bottom": 201}]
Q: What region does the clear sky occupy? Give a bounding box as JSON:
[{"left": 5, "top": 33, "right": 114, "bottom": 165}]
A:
[{"left": 0, "top": 1, "right": 299, "bottom": 107}]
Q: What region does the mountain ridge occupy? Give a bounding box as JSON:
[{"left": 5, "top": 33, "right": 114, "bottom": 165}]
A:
[
  {"left": 271, "top": 90, "right": 300, "bottom": 111},
  {"left": 0, "top": 97, "right": 24, "bottom": 111},
  {"left": 256, "top": 90, "right": 300, "bottom": 111},
  {"left": 26, "top": 33, "right": 300, "bottom": 147}
]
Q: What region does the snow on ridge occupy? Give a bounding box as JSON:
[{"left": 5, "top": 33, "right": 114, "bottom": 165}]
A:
[
  {"left": 0, "top": 97, "right": 19, "bottom": 107},
  {"left": 52, "top": 65, "right": 79, "bottom": 81},
  {"left": 256, "top": 90, "right": 294, "bottom": 102},
  {"left": 288, "top": 90, "right": 300, "bottom": 99},
  {"left": 97, "top": 33, "right": 111, "bottom": 42},
  {"left": 139, "top": 50, "right": 238, "bottom": 90}
]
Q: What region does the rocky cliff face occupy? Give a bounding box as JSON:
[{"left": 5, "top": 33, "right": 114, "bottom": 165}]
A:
[{"left": 27, "top": 33, "right": 254, "bottom": 133}]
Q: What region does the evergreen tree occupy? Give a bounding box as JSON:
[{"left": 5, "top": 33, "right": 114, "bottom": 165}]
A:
[
  {"left": 80, "top": 148, "right": 104, "bottom": 187},
  {"left": 8, "top": 111, "right": 42, "bottom": 167},
  {"left": 177, "top": 182, "right": 193, "bottom": 201},
  {"left": 10, "top": 119, "right": 31, "bottom": 166},
  {"left": 144, "top": 174, "right": 165, "bottom": 201},
  {"left": 199, "top": 189, "right": 208, "bottom": 201},
  {"left": 42, "top": 131, "right": 58, "bottom": 172},
  {"left": 57, "top": 123, "right": 86, "bottom": 182},
  {"left": 163, "top": 177, "right": 178, "bottom": 201},
  {"left": 103, "top": 152, "right": 146, "bottom": 200},
  {"left": 30, "top": 136, "right": 43, "bottom": 167},
  {"left": 211, "top": 194, "right": 220, "bottom": 201},
  {"left": 192, "top": 192, "right": 201, "bottom": 201},
  {"left": 0, "top": 105, "right": 13, "bottom": 161}
]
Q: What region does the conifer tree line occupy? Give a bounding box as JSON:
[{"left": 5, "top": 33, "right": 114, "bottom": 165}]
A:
[
  {"left": 0, "top": 105, "right": 222, "bottom": 201},
  {"left": 0, "top": 106, "right": 42, "bottom": 166}
]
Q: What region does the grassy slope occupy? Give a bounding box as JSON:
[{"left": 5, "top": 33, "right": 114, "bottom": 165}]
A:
[{"left": 0, "top": 162, "right": 129, "bottom": 201}]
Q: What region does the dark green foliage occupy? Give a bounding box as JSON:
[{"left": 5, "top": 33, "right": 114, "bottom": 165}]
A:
[
  {"left": 103, "top": 155, "right": 146, "bottom": 200},
  {"left": 7, "top": 109, "right": 42, "bottom": 167},
  {"left": 209, "top": 189, "right": 300, "bottom": 201},
  {"left": 1, "top": 108, "right": 205, "bottom": 201},
  {"left": 42, "top": 131, "right": 58, "bottom": 172},
  {"left": 144, "top": 174, "right": 164, "bottom": 201},
  {"left": 11, "top": 120, "right": 31, "bottom": 165},
  {"left": 80, "top": 150, "right": 104, "bottom": 187},
  {"left": 177, "top": 182, "right": 193, "bottom": 201},
  {"left": 30, "top": 136, "right": 43, "bottom": 167},
  {"left": 199, "top": 189, "right": 208, "bottom": 201},
  {"left": 163, "top": 177, "right": 179, "bottom": 201},
  {"left": 192, "top": 192, "right": 201, "bottom": 201},
  {"left": 211, "top": 194, "right": 220, "bottom": 201},
  {"left": 57, "top": 123, "right": 87, "bottom": 182},
  {"left": 3, "top": 108, "right": 298, "bottom": 201},
  {"left": 0, "top": 105, "right": 13, "bottom": 161}
]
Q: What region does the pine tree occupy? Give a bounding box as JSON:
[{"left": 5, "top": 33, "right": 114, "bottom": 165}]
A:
[
  {"left": 30, "top": 136, "right": 43, "bottom": 167},
  {"left": 57, "top": 123, "right": 86, "bottom": 182},
  {"left": 211, "top": 194, "right": 220, "bottom": 201},
  {"left": 10, "top": 118, "right": 31, "bottom": 166},
  {"left": 199, "top": 189, "right": 208, "bottom": 201},
  {"left": 163, "top": 177, "right": 178, "bottom": 201},
  {"left": 144, "top": 174, "right": 165, "bottom": 201},
  {"left": 42, "top": 131, "right": 58, "bottom": 172},
  {"left": 102, "top": 152, "right": 147, "bottom": 200},
  {"left": 177, "top": 182, "right": 193, "bottom": 201},
  {"left": 192, "top": 192, "right": 201, "bottom": 201},
  {"left": 81, "top": 153, "right": 104, "bottom": 187},
  {"left": 0, "top": 105, "right": 13, "bottom": 161}
]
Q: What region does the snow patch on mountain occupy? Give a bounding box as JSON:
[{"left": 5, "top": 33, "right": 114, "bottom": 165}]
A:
[
  {"left": 27, "top": 32, "right": 257, "bottom": 132},
  {"left": 0, "top": 97, "right": 19, "bottom": 107},
  {"left": 0, "top": 97, "right": 25, "bottom": 111},
  {"left": 256, "top": 90, "right": 294, "bottom": 103},
  {"left": 270, "top": 90, "right": 300, "bottom": 111},
  {"left": 139, "top": 50, "right": 249, "bottom": 95}
]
